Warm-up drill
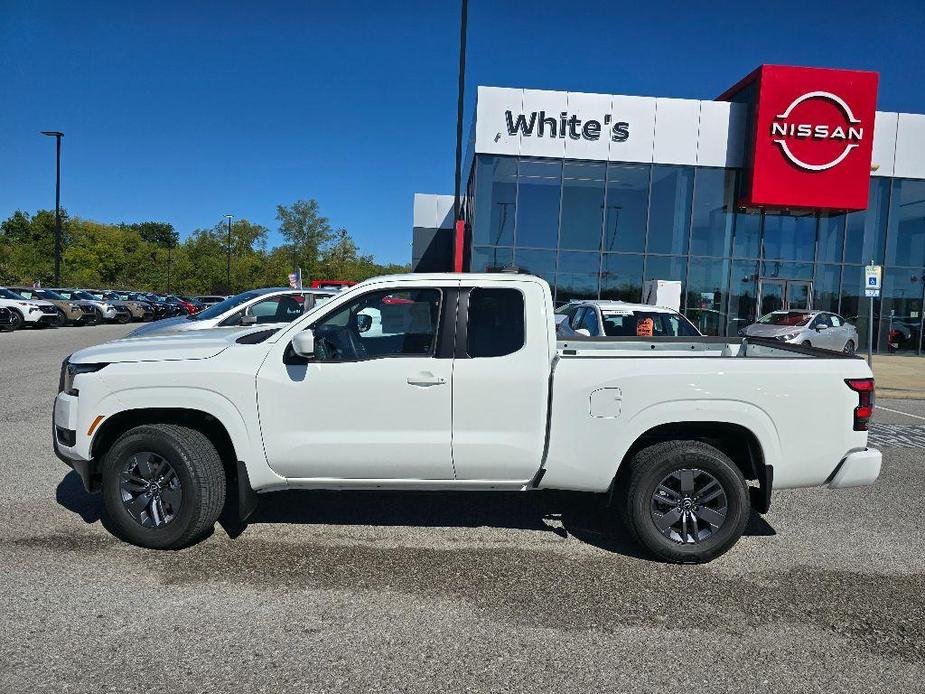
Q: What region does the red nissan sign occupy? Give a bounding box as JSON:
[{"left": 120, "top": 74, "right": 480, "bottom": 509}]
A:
[{"left": 721, "top": 65, "right": 879, "bottom": 211}]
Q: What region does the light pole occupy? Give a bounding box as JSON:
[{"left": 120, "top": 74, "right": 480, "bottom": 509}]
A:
[
  {"left": 41, "top": 131, "right": 64, "bottom": 285},
  {"left": 225, "top": 214, "right": 233, "bottom": 293}
]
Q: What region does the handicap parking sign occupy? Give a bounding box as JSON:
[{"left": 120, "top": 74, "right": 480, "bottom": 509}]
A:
[{"left": 864, "top": 265, "right": 882, "bottom": 291}]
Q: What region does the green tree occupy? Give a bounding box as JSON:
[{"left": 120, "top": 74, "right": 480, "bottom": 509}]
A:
[{"left": 275, "top": 199, "right": 335, "bottom": 279}]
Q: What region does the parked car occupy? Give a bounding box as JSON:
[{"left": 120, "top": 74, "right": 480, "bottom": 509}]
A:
[
  {"left": 51, "top": 289, "right": 132, "bottom": 324},
  {"left": 101, "top": 291, "right": 155, "bottom": 322},
  {"left": 136, "top": 293, "right": 180, "bottom": 320},
  {"left": 53, "top": 273, "right": 880, "bottom": 563},
  {"left": 9, "top": 287, "right": 98, "bottom": 326},
  {"left": 178, "top": 296, "right": 206, "bottom": 313},
  {"left": 0, "top": 287, "right": 61, "bottom": 329},
  {"left": 194, "top": 295, "right": 228, "bottom": 307},
  {"left": 127, "top": 287, "right": 337, "bottom": 337},
  {"left": 556, "top": 300, "right": 702, "bottom": 338},
  {"left": 740, "top": 310, "right": 858, "bottom": 353},
  {"left": 0, "top": 306, "right": 14, "bottom": 332}
]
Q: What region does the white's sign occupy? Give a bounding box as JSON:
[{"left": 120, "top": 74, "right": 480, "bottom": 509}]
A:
[
  {"left": 503, "top": 110, "right": 629, "bottom": 143},
  {"left": 864, "top": 265, "right": 882, "bottom": 291}
]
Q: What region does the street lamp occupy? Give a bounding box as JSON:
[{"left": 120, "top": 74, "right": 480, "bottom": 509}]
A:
[
  {"left": 41, "top": 131, "right": 64, "bottom": 285},
  {"left": 224, "top": 214, "right": 233, "bottom": 293}
]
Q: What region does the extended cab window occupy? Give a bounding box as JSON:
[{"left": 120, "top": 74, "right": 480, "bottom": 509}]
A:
[
  {"left": 312, "top": 288, "right": 441, "bottom": 362},
  {"left": 466, "top": 288, "right": 525, "bottom": 357}
]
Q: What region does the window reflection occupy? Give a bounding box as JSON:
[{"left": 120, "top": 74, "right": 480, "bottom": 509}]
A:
[
  {"left": 817, "top": 213, "right": 845, "bottom": 264},
  {"left": 686, "top": 257, "right": 730, "bottom": 336},
  {"left": 600, "top": 253, "right": 643, "bottom": 302},
  {"left": 813, "top": 264, "right": 842, "bottom": 314},
  {"left": 515, "top": 248, "right": 557, "bottom": 298},
  {"left": 879, "top": 269, "right": 924, "bottom": 354},
  {"left": 727, "top": 260, "right": 759, "bottom": 336},
  {"left": 732, "top": 210, "right": 761, "bottom": 258},
  {"left": 690, "top": 168, "right": 735, "bottom": 257},
  {"left": 645, "top": 255, "right": 686, "bottom": 283},
  {"left": 473, "top": 156, "right": 517, "bottom": 246},
  {"left": 844, "top": 178, "right": 890, "bottom": 265},
  {"left": 559, "top": 162, "right": 605, "bottom": 251},
  {"left": 515, "top": 160, "right": 562, "bottom": 249},
  {"left": 603, "top": 164, "right": 649, "bottom": 253},
  {"left": 886, "top": 179, "right": 925, "bottom": 268},
  {"left": 556, "top": 251, "right": 601, "bottom": 302},
  {"left": 471, "top": 246, "right": 513, "bottom": 273},
  {"left": 647, "top": 165, "right": 693, "bottom": 255},
  {"left": 762, "top": 212, "right": 816, "bottom": 261}
]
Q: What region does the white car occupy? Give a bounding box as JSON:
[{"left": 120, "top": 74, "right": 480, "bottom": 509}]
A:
[
  {"left": 0, "top": 287, "right": 61, "bottom": 329},
  {"left": 53, "top": 273, "right": 880, "bottom": 563},
  {"left": 556, "top": 300, "right": 701, "bottom": 338},
  {"left": 127, "top": 288, "right": 337, "bottom": 338}
]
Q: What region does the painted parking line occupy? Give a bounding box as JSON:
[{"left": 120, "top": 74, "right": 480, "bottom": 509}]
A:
[{"left": 878, "top": 405, "right": 925, "bottom": 421}]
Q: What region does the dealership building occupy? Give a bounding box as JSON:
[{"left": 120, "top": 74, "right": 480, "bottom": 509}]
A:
[{"left": 412, "top": 65, "right": 925, "bottom": 354}]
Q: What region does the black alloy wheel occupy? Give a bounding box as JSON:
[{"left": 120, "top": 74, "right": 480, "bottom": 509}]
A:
[
  {"left": 844, "top": 340, "right": 855, "bottom": 354},
  {"left": 9, "top": 310, "right": 23, "bottom": 330},
  {"left": 120, "top": 451, "right": 183, "bottom": 528},
  {"left": 650, "top": 468, "right": 727, "bottom": 544}
]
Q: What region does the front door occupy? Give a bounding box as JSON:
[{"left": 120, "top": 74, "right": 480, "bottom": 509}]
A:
[
  {"left": 759, "top": 279, "right": 813, "bottom": 314},
  {"left": 256, "top": 285, "right": 456, "bottom": 480}
]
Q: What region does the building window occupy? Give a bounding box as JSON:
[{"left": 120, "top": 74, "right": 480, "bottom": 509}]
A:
[
  {"left": 879, "top": 268, "right": 923, "bottom": 354},
  {"left": 844, "top": 178, "right": 890, "bottom": 265},
  {"left": 471, "top": 246, "right": 513, "bottom": 273},
  {"left": 727, "top": 260, "right": 759, "bottom": 335},
  {"left": 732, "top": 210, "right": 762, "bottom": 258},
  {"left": 817, "top": 213, "right": 846, "bottom": 264},
  {"left": 761, "top": 211, "right": 817, "bottom": 262},
  {"left": 646, "top": 165, "right": 693, "bottom": 255},
  {"left": 600, "top": 253, "right": 643, "bottom": 302},
  {"left": 690, "top": 168, "right": 736, "bottom": 257},
  {"left": 515, "top": 159, "right": 562, "bottom": 249},
  {"left": 514, "top": 248, "right": 557, "bottom": 299},
  {"left": 556, "top": 251, "right": 601, "bottom": 302},
  {"left": 559, "top": 162, "right": 606, "bottom": 251},
  {"left": 603, "top": 163, "right": 650, "bottom": 253},
  {"left": 472, "top": 156, "right": 517, "bottom": 247},
  {"left": 645, "top": 254, "right": 687, "bottom": 285},
  {"left": 686, "top": 257, "right": 730, "bottom": 336},
  {"left": 813, "top": 264, "right": 842, "bottom": 314},
  {"left": 885, "top": 179, "right": 925, "bottom": 269}
]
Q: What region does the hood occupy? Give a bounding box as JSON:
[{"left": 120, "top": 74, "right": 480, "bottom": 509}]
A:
[
  {"left": 69, "top": 330, "right": 246, "bottom": 365},
  {"left": 741, "top": 323, "right": 805, "bottom": 338},
  {"left": 2, "top": 298, "right": 56, "bottom": 309},
  {"left": 127, "top": 316, "right": 189, "bottom": 337}
]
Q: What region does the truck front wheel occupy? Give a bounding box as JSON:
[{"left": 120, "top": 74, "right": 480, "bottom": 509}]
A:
[
  {"left": 100, "top": 424, "right": 226, "bottom": 549},
  {"left": 618, "top": 440, "right": 750, "bottom": 563}
]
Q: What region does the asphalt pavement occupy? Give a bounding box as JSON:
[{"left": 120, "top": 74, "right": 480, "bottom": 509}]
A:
[{"left": 1, "top": 323, "right": 924, "bottom": 693}]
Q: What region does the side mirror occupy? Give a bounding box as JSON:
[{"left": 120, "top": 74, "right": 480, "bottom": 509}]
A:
[
  {"left": 355, "top": 313, "right": 372, "bottom": 333},
  {"left": 816, "top": 324, "right": 829, "bottom": 331},
  {"left": 292, "top": 329, "right": 315, "bottom": 358},
  {"left": 240, "top": 314, "right": 257, "bottom": 326}
]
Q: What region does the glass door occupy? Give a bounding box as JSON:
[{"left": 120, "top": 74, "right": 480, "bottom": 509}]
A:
[
  {"left": 786, "top": 281, "right": 813, "bottom": 310},
  {"left": 758, "top": 279, "right": 785, "bottom": 316}
]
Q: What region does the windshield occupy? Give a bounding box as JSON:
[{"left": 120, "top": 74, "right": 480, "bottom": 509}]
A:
[
  {"left": 72, "top": 291, "right": 97, "bottom": 301},
  {"left": 0, "top": 288, "right": 26, "bottom": 300},
  {"left": 600, "top": 310, "right": 700, "bottom": 337},
  {"left": 189, "top": 291, "right": 265, "bottom": 321},
  {"left": 38, "top": 289, "right": 66, "bottom": 300},
  {"left": 757, "top": 311, "right": 813, "bottom": 327}
]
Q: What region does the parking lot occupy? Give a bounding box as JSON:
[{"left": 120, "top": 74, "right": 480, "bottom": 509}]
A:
[{"left": 2, "top": 324, "right": 924, "bottom": 693}]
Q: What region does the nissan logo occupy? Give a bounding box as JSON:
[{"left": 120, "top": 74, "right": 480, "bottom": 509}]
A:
[{"left": 770, "top": 91, "right": 864, "bottom": 172}]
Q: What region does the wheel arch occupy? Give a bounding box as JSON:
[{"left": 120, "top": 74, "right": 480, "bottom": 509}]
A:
[{"left": 614, "top": 421, "right": 773, "bottom": 513}]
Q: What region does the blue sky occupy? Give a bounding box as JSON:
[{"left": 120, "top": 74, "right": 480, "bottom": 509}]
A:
[{"left": 2, "top": 0, "right": 923, "bottom": 265}]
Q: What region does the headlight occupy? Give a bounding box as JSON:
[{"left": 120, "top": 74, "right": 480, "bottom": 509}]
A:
[
  {"left": 60, "top": 359, "right": 108, "bottom": 395},
  {"left": 68, "top": 303, "right": 79, "bottom": 310},
  {"left": 777, "top": 332, "right": 800, "bottom": 341},
  {"left": 29, "top": 306, "right": 41, "bottom": 313}
]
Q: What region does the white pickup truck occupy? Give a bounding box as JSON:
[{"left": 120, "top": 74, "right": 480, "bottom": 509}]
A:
[{"left": 53, "top": 273, "right": 881, "bottom": 563}]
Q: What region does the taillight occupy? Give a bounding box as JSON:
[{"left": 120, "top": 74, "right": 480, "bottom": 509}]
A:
[{"left": 845, "top": 378, "right": 875, "bottom": 431}]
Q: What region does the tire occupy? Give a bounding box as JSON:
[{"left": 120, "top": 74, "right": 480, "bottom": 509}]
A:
[
  {"left": 9, "top": 309, "right": 24, "bottom": 331},
  {"left": 116, "top": 312, "right": 130, "bottom": 324},
  {"left": 617, "top": 440, "right": 750, "bottom": 564},
  {"left": 101, "top": 424, "right": 227, "bottom": 549},
  {"left": 802, "top": 340, "right": 812, "bottom": 347},
  {"left": 844, "top": 340, "right": 855, "bottom": 354},
  {"left": 56, "top": 309, "right": 67, "bottom": 327}
]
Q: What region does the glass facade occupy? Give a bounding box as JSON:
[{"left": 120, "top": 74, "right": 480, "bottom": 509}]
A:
[{"left": 467, "top": 154, "right": 925, "bottom": 353}]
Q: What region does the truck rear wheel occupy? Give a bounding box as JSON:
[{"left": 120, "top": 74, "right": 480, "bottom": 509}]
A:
[
  {"left": 100, "top": 424, "right": 226, "bottom": 549},
  {"left": 618, "top": 440, "right": 750, "bottom": 564}
]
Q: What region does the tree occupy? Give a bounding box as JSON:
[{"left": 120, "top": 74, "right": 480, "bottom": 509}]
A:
[
  {"left": 125, "top": 221, "right": 179, "bottom": 249},
  {"left": 275, "top": 199, "right": 335, "bottom": 279}
]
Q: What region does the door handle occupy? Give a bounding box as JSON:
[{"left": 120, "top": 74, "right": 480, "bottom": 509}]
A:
[{"left": 407, "top": 372, "right": 447, "bottom": 387}]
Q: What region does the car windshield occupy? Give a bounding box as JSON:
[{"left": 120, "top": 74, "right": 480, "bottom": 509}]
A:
[
  {"left": 188, "top": 291, "right": 266, "bottom": 321},
  {"left": 0, "top": 288, "right": 26, "bottom": 299},
  {"left": 757, "top": 311, "right": 813, "bottom": 327},
  {"left": 72, "top": 291, "right": 97, "bottom": 301},
  {"left": 83, "top": 291, "right": 105, "bottom": 300},
  {"left": 600, "top": 310, "right": 700, "bottom": 337},
  {"left": 39, "top": 289, "right": 66, "bottom": 300}
]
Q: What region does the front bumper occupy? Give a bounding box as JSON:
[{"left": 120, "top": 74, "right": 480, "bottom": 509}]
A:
[
  {"left": 827, "top": 448, "right": 882, "bottom": 489},
  {"left": 53, "top": 392, "right": 97, "bottom": 491}
]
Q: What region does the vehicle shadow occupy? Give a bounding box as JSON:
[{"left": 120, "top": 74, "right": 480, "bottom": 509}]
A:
[{"left": 55, "top": 471, "right": 776, "bottom": 560}]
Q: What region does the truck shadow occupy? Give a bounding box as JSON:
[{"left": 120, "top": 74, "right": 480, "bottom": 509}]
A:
[{"left": 55, "top": 470, "right": 776, "bottom": 560}]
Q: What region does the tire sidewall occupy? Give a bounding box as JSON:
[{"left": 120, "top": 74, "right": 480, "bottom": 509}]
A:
[
  {"left": 10, "top": 310, "right": 23, "bottom": 330},
  {"left": 630, "top": 444, "right": 750, "bottom": 563},
  {"left": 101, "top": 428, "right": 204, "bottom": 549}
]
